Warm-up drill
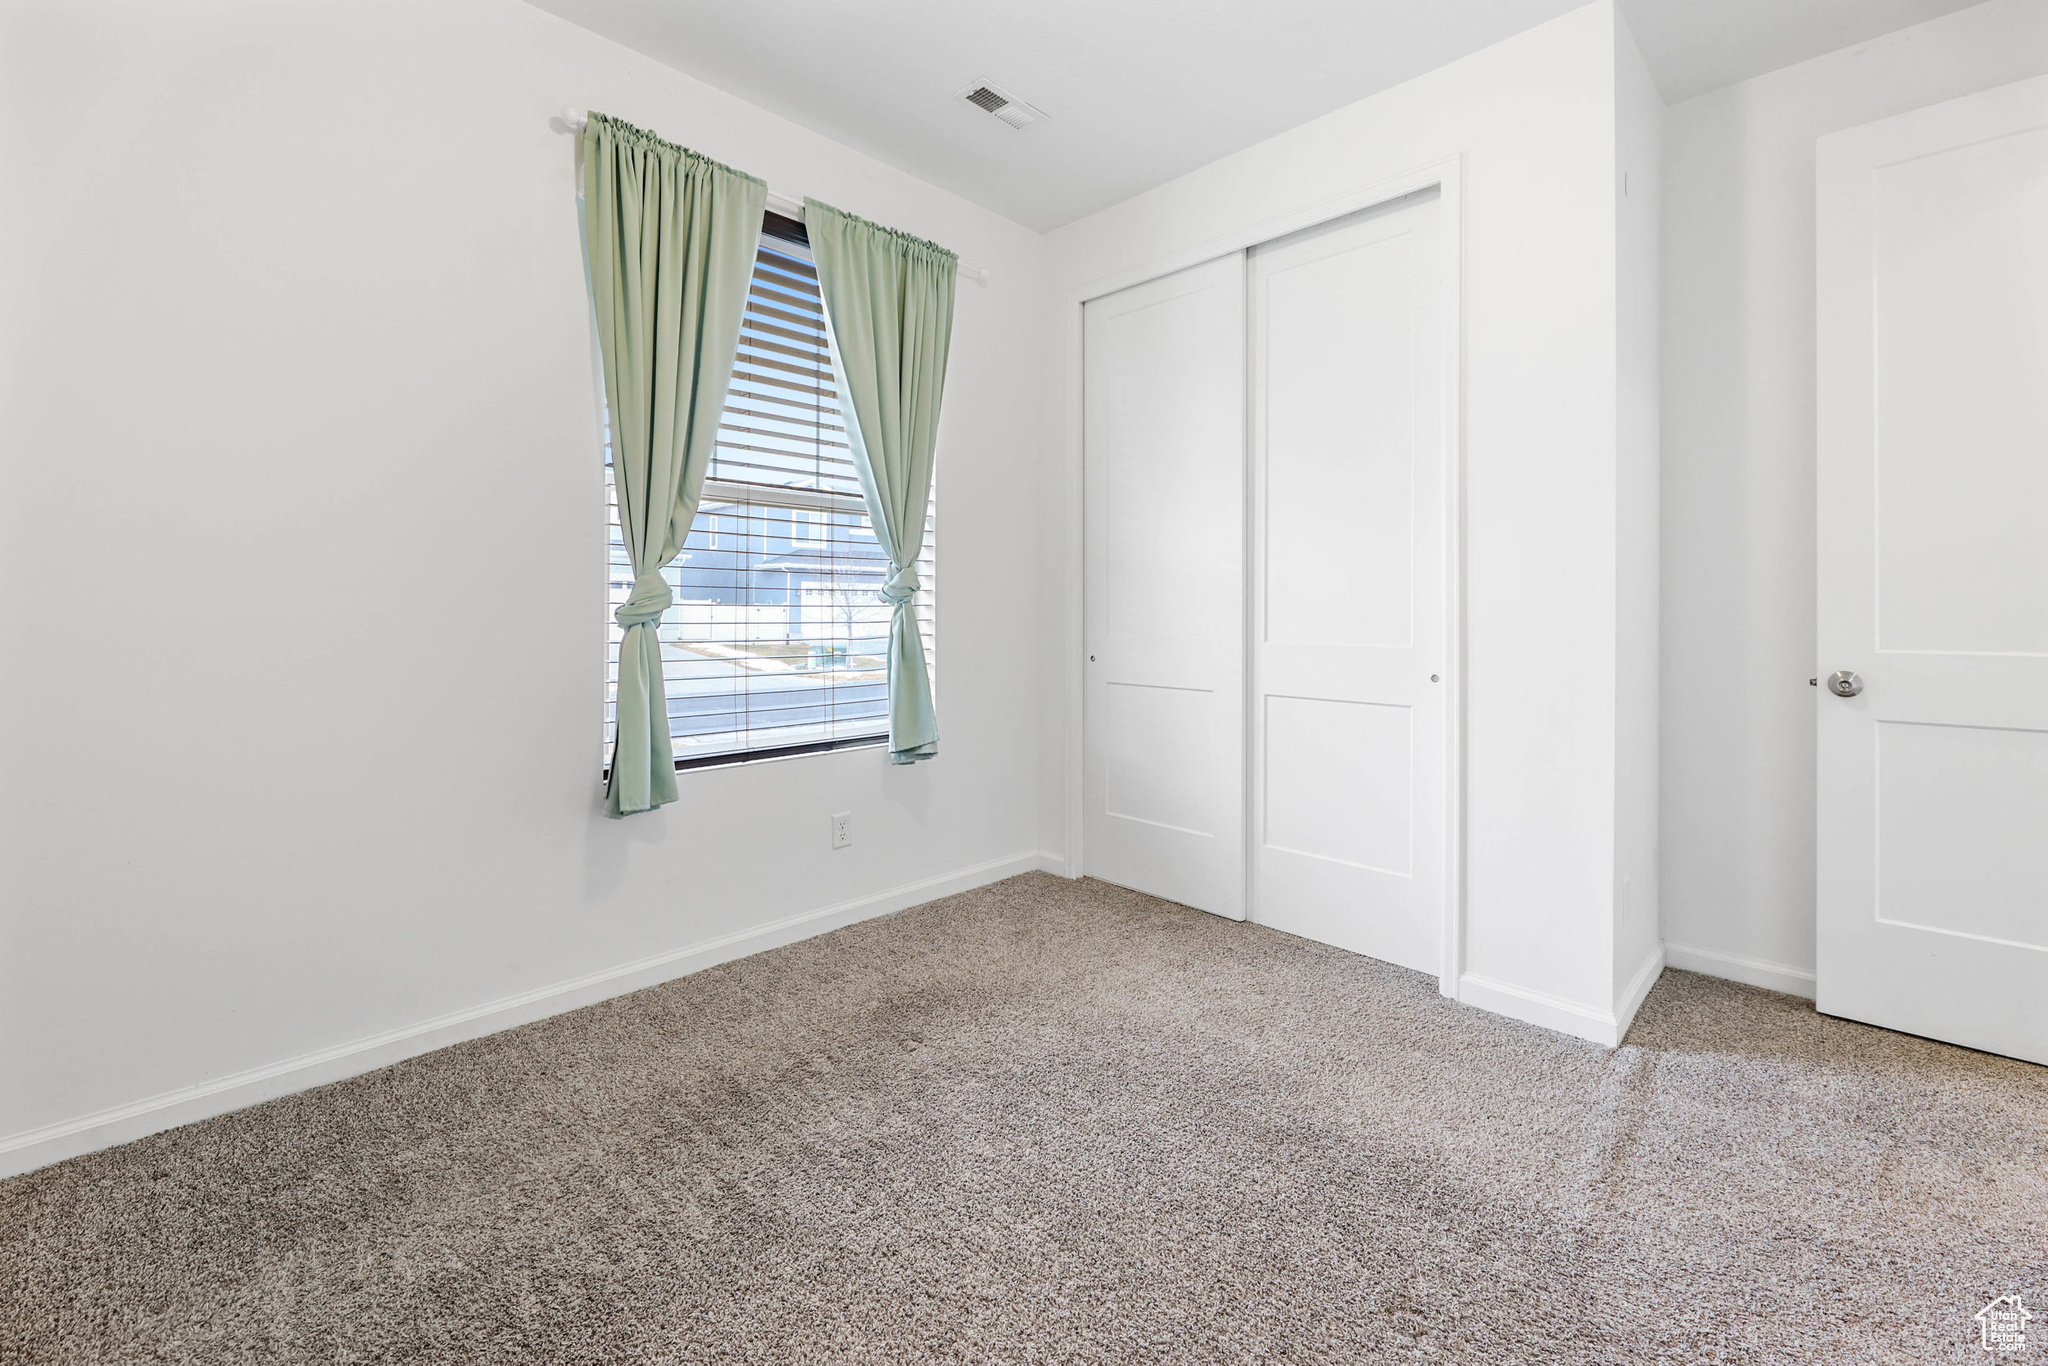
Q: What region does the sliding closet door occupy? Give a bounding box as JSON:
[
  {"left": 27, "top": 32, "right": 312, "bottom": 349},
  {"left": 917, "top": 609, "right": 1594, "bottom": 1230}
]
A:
[
  {"left": 1083, "top": 254, "right": 1246, "bottom": 918},
  {"left": 1249, "top": 192, "right": 1445, "bottom": 973}
]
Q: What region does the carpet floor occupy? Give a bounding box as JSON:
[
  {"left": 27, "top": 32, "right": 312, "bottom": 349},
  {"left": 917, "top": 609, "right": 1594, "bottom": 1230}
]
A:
[{"left": 3, "top": 873, "right": 2045, "bottom": 1364}]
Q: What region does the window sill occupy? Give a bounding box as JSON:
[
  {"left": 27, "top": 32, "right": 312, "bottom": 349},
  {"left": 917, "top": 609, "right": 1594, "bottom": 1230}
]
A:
[
  {"left": 603, "top": 733, "right": 887, "bottom": 783},
  {"left": 674, "top": 734, "right": 888, "bottom": 772}
]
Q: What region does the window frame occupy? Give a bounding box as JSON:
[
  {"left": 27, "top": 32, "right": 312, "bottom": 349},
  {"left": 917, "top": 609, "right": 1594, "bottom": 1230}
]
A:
[{"left": 602, "top": 210, "right": 933, "bottom": 777}]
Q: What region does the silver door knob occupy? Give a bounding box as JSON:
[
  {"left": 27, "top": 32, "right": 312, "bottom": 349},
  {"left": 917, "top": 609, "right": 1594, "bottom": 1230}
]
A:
[{"left": 1827, "top": 670, "right": 1863, "bottom": 698}]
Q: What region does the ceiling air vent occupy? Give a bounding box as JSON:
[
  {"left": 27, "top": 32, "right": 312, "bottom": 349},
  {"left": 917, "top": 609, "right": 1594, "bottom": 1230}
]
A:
[{"left": 959, "top": 81, "right": 1044, "bottom": 131}]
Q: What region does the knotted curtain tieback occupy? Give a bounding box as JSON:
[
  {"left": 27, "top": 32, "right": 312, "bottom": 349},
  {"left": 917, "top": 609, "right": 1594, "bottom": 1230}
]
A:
[
  {"left": 615, "top": 571, "right": 674, "bottom": 629},
  {"left": 879, "top": 565, "right": 920, "bottom": 605}
]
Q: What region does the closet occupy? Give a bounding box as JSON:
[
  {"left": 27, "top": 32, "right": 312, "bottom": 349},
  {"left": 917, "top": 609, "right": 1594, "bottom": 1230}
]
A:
[{"left": 1082, "top": 189, "right": 1447, "bottom": 975}]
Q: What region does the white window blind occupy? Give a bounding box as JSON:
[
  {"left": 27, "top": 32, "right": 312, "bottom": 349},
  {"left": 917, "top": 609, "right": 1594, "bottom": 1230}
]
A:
[{"left": 605, "top": 229, "right": 936, "bottom": 768}]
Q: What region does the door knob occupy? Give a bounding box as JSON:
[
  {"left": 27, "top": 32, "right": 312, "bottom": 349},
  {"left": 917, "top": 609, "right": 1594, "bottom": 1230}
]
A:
[{"left": 1827, "top": 670, "right": 1863, "bottom": 698}]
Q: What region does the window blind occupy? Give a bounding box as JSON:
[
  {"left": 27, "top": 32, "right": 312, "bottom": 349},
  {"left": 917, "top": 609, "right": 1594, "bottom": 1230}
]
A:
[{"left": 605, "top": 230, "right": 936, "bottom": 768}]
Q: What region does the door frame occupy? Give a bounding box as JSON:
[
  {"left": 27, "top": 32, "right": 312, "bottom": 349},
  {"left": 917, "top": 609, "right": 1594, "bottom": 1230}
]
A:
[{"left": 1061, "top": 156, "right": 1468, "bottom": 996}]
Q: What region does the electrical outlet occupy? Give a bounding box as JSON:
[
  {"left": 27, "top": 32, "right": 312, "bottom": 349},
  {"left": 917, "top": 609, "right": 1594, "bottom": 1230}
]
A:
[{"left": 831, "top": 811, "right": 852, "bottom": 850}]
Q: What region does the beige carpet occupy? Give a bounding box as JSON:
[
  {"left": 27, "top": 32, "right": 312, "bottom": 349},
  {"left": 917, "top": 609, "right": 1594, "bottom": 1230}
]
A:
[{"left": 3, "top": 873, "right": 2044, "bottom": 1364}]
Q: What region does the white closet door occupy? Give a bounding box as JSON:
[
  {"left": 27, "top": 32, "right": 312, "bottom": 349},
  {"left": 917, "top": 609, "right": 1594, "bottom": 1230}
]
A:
[
  {"left": 1816, "top": 77, "right": 2048, "bottom": 1065},
  {"left": 1249, "top": 192, "right": 1445, "bottom": 973},
  {"left": 1083, "top": 253, "right": 1246, "bottom": 918}
]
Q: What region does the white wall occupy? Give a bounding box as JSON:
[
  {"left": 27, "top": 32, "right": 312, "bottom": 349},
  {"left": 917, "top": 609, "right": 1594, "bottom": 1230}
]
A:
[
  {"left": 1660, "top": 0, "right": 2048, "bottom": 996},
  {"left": 1043, "top": 2, "right": 1651, "bottom": 1042},
  {"left": 1612, "top": 14, "right": 1664, "bottom": 1011},
  {"left": 0, "top": 0, "right": 1048, "bottom": 1177}
]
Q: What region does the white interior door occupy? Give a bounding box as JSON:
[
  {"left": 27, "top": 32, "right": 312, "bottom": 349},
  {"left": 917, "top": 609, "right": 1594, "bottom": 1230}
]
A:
[
  {"left": 1248, "top": 191, "right": 1445, "bottom": 974},
  {"left": 1083, "top": 253, "right": 1246, "bottom": 917},
  {"left": 1816, "top": 75, "right": 2048, "bottom": 1065}
]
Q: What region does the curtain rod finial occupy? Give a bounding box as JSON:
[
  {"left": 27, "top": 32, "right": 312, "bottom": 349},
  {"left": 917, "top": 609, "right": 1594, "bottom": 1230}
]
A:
[{"left": 559, "top": 106, "right": 588, "bottom": 132}]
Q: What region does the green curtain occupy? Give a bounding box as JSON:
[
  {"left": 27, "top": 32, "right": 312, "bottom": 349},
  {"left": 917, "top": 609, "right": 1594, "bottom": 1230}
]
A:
[
  {"left": 804, "top": 199, "right": 955, "bottom": 765},
  {"left": 584, "top": 113, "right": 766, "bottom": 816}
]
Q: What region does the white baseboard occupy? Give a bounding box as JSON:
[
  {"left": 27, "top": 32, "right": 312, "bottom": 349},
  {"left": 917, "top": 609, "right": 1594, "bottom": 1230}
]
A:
[
  {"left": 0, "top": 851, "right": 1056, "bottom": 1182},
  {"left": 1612, "top": 943, "right": 1666, "bottom": 1042},
  {"left": 1664, "top": 941, "right": 1817, "bottom": 999},
  {"left": 1457, "top": 973, "right": 1622, "bottom": 1047},
  {"left": 1035, "top": 850, "right": 1072, "bottom": 879},
  {"left": 1458, "top": 943, "right": 1666, "bottom": 1050}
]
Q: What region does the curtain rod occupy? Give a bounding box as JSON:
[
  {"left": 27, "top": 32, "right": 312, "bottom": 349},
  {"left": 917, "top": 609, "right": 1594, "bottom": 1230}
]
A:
[{"left": 560, "top": 108, "right": 990, "bottom": 285}]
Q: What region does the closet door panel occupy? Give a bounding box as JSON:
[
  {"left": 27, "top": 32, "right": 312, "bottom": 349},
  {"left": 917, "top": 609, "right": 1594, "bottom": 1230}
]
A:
[
  {"left": 1250, "top": 193, "right": 1445, "bottom": 972},
  {"left": 1262, "top": 231, "right": 1417, "bottom": 652},
  {"left": 1083, "top": 254, "right": 1246, "bottom": 918}
]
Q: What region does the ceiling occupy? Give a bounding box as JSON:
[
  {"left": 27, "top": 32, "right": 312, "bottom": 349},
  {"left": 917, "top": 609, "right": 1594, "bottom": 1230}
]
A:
[
  {"left": 527, "top": 0, "right": 1986, "bottom": 232},
  {"left": 1623, "top": 0, "right": 1980, "bottom": 105}
]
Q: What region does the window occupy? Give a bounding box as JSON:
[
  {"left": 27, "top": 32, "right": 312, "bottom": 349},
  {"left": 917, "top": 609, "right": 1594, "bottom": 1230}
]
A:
[{"left": 604, "top": 218, "right": 936, "bottom": 769}]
